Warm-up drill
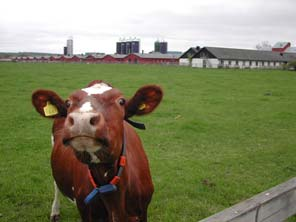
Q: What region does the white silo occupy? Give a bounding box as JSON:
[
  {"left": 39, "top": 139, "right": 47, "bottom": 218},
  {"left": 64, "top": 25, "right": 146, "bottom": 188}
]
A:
[{"left": 67, "top": 37, "right": 73, "bottom": 56}]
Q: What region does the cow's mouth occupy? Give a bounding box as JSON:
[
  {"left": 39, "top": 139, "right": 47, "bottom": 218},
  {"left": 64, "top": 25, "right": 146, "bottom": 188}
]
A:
[
  {"left": 63, "top": 136, "right": 109, "bottom": 164},
  {"left": 63, "top": 136, "right": 108, "bottom": 150}
]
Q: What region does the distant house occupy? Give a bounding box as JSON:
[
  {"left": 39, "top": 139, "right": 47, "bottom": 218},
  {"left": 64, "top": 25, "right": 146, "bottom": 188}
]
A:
[
  {"left": 187, "top": 46, "right": 296, "bottom": 69},
  {"left": 272, "top": 42, "right": 291, "bottom": 52}
]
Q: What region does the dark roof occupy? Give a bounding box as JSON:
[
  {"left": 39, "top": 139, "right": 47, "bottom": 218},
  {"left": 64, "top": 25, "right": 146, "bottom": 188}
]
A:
[
  {"left": 180, "top": 47, "right": 200, "bottom": 58},
  {"left": 194, "top": 47, "right": 296, "bottom": 62}
]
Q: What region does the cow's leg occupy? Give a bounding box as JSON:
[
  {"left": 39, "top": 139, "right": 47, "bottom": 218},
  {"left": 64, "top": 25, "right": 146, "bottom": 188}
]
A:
[
  {"left": 102, "top": 192, "right": 128, "bottom": 222},
  {"left": 75, "top": 195, "right": 108, "bottom": 222},
  {"left": 139, "top": 210, "right": 147, "bottom": 222},
  {"left": 50, "top": 181, "right": 61, "bottom": 222}
]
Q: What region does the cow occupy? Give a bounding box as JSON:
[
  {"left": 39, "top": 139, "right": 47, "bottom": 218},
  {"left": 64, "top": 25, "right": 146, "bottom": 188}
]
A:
[{"left": 32, "top": 80, "right": 163, "bottom": 222}]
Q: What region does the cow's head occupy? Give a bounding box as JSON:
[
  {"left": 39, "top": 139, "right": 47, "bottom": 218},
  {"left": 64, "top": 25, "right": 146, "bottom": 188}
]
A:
[{"left": 32, "top": 80, "right": 163, "bottom": 165}]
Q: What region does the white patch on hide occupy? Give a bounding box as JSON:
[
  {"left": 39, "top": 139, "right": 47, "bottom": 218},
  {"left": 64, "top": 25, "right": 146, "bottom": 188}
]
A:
[
  {"left": 89, "top": 152, "right": 101, "bottom": 163},
  {"left": 67, "top": 197, "right": 76, "bottom": 204},
  {"left": 70, "top": 137, "right": 102, "bottom": 153},
  {"left": 51, "top": 181, "right": 60, "bottom": 218},
  {"left": 51, "top": 134, "right": 54, "bottom": 147},
  {"left": 79, "top": 101, "right": 93, "bottom": 112},
  {"left": 82, "top": 83, "right": 112, "bottom": 95}
]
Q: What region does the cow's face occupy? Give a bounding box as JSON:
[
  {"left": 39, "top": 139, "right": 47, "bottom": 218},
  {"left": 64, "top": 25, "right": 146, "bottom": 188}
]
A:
[
  {"left": 32, "top": 80, "right": 163, "bottom": 165},
  {"left": 62, "top": 81, "right": 127, "bottom": 164}
]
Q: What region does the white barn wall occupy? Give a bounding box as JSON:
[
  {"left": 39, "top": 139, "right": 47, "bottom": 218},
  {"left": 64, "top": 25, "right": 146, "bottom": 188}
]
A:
[
  {"left": 208, "top": 59, "right": 219, "bottom": 68},
  {"left": 179, "top": 58, "right": 190, "bottom": 66},
  {"left": 250, "top": 61, "right": 257, "bottom": 69},
  {"left": 191, "top": 59, "right": 285, "bottom": 69},
  {"left": 238, "top": 61, "right": 243, "bottom": 68},
  {"left": 264, "top": 61, "right": 268, "bottom": 67},
  {"left": 192, "top": 58, "right": 203, "bottom": 68}
]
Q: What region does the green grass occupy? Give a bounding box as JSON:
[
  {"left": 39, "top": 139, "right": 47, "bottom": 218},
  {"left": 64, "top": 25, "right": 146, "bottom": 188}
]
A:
[{"left": 0, "top": 62, "right": 296, "bottom": 221}]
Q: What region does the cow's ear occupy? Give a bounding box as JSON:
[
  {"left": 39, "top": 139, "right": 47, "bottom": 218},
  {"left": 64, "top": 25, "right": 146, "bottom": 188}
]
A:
[
  {"left": 125, "top": 85, "right": 163, "bottom": 118},
  {"left": 32, "top": 90, "right": 67, "bottom": 118}
]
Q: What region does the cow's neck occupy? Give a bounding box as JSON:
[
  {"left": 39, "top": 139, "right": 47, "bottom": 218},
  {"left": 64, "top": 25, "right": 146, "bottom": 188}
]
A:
[
  {"left": 89, "top": 162, "right": 117, "bottom": 185},
  {"left": 84, "top": 121, "right": 145, "bottom": 205},
  {"left": 88, "top": 130, "right": 126, "bottom": 186}
]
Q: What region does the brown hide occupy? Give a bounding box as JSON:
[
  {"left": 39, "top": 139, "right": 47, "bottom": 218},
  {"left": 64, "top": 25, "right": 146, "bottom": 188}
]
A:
[
  {"left": 52, "top": 119, "right": 154, "bottom": 221},
  {"left": 32, "top": 81, "right": 162, "bottom": 222}
]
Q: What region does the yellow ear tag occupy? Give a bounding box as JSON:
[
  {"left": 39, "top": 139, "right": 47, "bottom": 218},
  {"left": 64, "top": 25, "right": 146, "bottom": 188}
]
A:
[
  {"left": 138, "top": 103, "right": 146, "bottom": 111},
  {"left": 43, "top": 101, "right": 58, "bottom": 117}
]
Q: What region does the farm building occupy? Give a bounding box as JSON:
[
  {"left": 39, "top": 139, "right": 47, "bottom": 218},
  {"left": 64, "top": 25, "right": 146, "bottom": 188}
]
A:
[
  {"left": 13, "top": 53, "right": 181, "bottom": 65},
  {"left": 180, "top": 46, "right": 296, "bottom": 69},
  {"left": 123, "top": 53, "right": 180, "bottom": 64},
  {"left": 179, "top": 46, "right": 200, "bottom": 66},
  {"left": 272, "top": 42, "right": 291, "bottom": 52}
]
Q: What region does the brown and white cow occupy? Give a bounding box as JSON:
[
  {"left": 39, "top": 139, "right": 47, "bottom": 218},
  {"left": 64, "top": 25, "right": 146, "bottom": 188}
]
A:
[{"left": 32, "top": 80, "right": 163, "bottom": 222}]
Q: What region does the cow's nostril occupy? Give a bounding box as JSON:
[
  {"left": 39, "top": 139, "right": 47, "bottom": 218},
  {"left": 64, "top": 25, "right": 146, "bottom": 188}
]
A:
[
  {"left": 90, "top": 115, "right": 100, "bottom": 126},
  {"left": 68, "top": 116, "right": 74, "bottom": 126}
]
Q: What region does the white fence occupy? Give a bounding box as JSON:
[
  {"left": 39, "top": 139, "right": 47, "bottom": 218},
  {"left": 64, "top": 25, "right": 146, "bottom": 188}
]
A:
[{"left": 200, "top": 177, "right": 296, "bottom": 222}]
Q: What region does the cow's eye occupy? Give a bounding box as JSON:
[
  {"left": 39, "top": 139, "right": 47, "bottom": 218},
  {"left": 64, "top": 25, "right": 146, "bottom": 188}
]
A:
[
  {"left": 65, "top": 99, "right": 72, "bottom": 108},
  {"left": 118, "top": 98, "right": 126, "bottom": 106}
]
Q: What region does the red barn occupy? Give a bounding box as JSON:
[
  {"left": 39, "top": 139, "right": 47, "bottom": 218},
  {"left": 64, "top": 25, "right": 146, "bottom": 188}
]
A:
[
  {"left": 101, "top": 54, "right": 125, "bottom": 63},
  {"left": 83, "top": 55, "right": 96, "bottom": 63},
  {"left": 124, "top": 53, "right": 180, "bottom": 65},
  {"left": 49, "top": 56, "right": 60, "bottom": 62},
  {"left": 14, "top": 53, "right": 181, "bottom": 65},
  {"left": 64, "top": 55, "right": 81, "bottom": 63},
  {"left": 83, "top": 55, "right": 106, "bottom": 63},
  {"left": 101, "top": 55, "right": 117, "bottom": 63}
]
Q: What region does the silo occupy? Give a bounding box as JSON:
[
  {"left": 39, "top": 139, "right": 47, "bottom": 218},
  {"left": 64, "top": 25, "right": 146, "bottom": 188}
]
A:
[
  {"left": 116, "top": 42, "right": 121, "bottom": 54},
  {"left": 121, "top": 42, "right": 126, "bottom": 54},
  {"left": 131, "top": 40, "right": 140, "bottom": 53},
  {"left": 63, "top": 47, "right": 68, "bottom": 56},
  {"left": 155, "top": 41, "right": 160, "bottom": 53},
  {"left": 126, "top": 42, "right": 131, "bottom": 54},
  {"left": 155, "top": 41, "right": 167, "bottom": 54},
  {"left": 67, "top": 38, "right": 73, "bottom": 56},
  {"left": 160, "top": 41, "right": 168, "bottom": 54}
]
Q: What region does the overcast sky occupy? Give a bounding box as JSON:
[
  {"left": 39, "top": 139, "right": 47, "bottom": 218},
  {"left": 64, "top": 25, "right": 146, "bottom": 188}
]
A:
[{"left": 0, "top": 0, "right": 295, "bottom": 54}]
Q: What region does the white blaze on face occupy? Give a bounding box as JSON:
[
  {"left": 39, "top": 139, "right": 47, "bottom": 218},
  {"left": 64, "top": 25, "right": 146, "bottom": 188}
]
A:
[
  {"left": 82, "top": 83, "right": 112, "bottom": 96},
  {"left": 79, "top": 101, "right": 93, "bottom": 112}
]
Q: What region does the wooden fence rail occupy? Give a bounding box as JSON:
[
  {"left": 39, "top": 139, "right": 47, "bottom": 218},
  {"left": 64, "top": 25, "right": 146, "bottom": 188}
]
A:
[{"left": 200, "top": 177, "right": 296, "bottom": 222}]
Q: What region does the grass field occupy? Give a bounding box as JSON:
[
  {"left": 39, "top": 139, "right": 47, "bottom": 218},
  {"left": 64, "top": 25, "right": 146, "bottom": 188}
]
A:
[{"left": 0, "top": 62, "right": 296, "bottom": 221}]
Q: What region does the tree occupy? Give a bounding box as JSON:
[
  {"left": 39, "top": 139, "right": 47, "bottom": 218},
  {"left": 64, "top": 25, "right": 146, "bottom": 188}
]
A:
[
  {"left": 287, "top": 61, "right": 296, "bottom": 71},
  {"left": 256, "top": 41, "right": 272, "bottom": 51}
]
